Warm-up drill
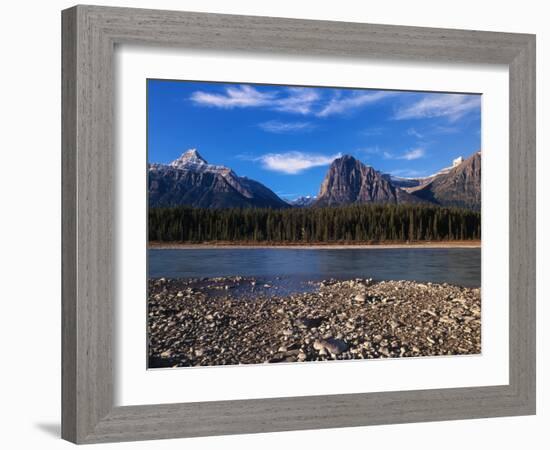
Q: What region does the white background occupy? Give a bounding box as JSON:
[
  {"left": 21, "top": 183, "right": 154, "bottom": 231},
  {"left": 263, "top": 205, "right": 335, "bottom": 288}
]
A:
[
  {"left": 0, "top": 0, "right": 547, "bottom": 449},
  {"left": 116, "top": 47, "right": 509, "bottom": 405}
]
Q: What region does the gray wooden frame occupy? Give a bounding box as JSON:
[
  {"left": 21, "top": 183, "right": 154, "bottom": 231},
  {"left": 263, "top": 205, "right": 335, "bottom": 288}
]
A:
[{"left": 62, "top": 4, "right": 536, "bottom": 444}]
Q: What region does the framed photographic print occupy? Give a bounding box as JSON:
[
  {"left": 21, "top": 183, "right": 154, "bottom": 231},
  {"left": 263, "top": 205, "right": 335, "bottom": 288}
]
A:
[
  {"left": 146, "top": 80, "right": 483, "bottom": 369},
  {"left": 62, "top": 5, "right": 536, "bottom": 444}
]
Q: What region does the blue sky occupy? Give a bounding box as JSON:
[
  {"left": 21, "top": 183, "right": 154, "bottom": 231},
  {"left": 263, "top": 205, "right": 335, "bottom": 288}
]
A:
[{"left": 148, "top": 79, "right": 481, "bottom": 199}]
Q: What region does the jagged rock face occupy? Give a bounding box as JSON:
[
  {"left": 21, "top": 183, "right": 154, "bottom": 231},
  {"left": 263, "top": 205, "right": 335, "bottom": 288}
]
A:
[
  {"left": 169, "top": 148, "right": 207, "bottom": 168},
  {"left": 149, "top": 149, "right": 481, "bottom": 211},
  {"left": 315, "top": 155, "right": 420, "bottom": 206},
  {"left": 410, "top": 152, "right": 481, "bottom": 210},
  {"left": 389, "top": 155, "right": 467, "bottom": 191},
  {"left": 148, "top": 149, "right": 289, "bottom": 209}
]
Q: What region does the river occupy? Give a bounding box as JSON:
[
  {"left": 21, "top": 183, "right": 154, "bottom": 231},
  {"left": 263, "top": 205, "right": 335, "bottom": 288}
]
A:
[{"left": 148, "top": 247, "right": 480, "bottom": 288}]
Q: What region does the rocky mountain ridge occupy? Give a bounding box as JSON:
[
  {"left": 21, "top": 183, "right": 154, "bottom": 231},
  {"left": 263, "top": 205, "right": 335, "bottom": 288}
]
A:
[
  {"left": 149, "top": 149, "right": 481, "bottom": 211},
  {"left": 315, "top": 155, "right": 423, "bottom": 207},
  {"left": 148, "top": 149, "right": 289, "bottom": 209},
  {"left": 315, "top": 153, "right": 480, "bottom": 210},
  {"left": 406, "top": 152, "right": 481, "bottom": 210}
]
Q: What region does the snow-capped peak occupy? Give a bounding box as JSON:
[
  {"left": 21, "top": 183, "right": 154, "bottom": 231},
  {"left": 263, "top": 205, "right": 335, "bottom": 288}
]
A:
[
  {"left": 290, "top": 195, "right": 317, "bottom": 206},
  {"left": 452, "top": 156, "right": 464, "bottom": 168},
  {"left": 426, "top": 155, "right": 465, "bottom": 178},
  {"left": 159, "top": 148, "right": 237, "bottom": 178},
  {"left": 170, "top": 149, "right": 208, "bottom": 169}
]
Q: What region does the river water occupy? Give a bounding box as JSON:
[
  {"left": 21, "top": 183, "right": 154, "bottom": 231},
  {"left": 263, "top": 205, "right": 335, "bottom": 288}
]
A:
[{"left": 148, "top": 247, "right": 480, "bottom": 288}]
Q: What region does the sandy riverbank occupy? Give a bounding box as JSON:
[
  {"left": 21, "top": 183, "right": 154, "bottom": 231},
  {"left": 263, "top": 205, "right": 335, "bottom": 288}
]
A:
[
  {"left": 148, "top": 240, "right": 481, "bottom": 250},
  {"left": 148, "top": 276, "right": 481, "bottom": 368}
]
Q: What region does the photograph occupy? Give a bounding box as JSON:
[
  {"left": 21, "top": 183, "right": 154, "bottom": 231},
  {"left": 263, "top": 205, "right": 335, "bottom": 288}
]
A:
[{"left": 146, "top": 79, "right": 482, "bottom": 368}]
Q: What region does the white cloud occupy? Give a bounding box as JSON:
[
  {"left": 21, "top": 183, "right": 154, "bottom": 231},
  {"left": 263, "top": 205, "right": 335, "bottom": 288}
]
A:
[
  {"left": 407, "top": 127, "right": 423, "bottom": 138},
  {"left": 190, "top": 85, "right": 319, "bottom": 115},
  {"left": 258, "top": 120, "right": 314, "bottom": 134},
  {"left": 407, "top": 125, "right": 459, "bottom": 137},
  {"left": 190, "top": 85, "right": 392, "bottom": 117},
  {"left": 190, "top": 85, "right": 276, "bottom": 109},
  {"left": 274, "top": 88, "right": 320, "bottom": 114},
  {"left": 384, "top": 148, "right": 426, "bottom": 160},
  {"left": 394, "top": 94, "right": 481, "bottom": 122},
  {"left": 257, "top": 151, "right": 341, "bottom": 174},
  {"left": 317, "top": 91, "right": 394, "bottom": 117},
  {"left": 400, "top": 148, "right": 425, "bottom": 160}
]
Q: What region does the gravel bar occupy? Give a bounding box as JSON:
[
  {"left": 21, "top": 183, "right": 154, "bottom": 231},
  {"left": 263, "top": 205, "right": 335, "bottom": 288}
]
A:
[{"left": 148, "top": 277, "right": 481, "bottom": 368}]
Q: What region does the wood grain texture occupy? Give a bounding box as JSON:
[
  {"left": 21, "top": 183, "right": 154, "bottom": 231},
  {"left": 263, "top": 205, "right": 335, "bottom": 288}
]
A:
[
  {"left": 61, "top": 4, "right": 536, "bottom": 444},
  {"left": 62, "top": 5, "right": 114, "bottom": 442},
  {"left": 61, "top": 7, "right": 77, "bottom": 443},
  {"left": 508, "top": 36, "right": 536, "bottom": 409}
]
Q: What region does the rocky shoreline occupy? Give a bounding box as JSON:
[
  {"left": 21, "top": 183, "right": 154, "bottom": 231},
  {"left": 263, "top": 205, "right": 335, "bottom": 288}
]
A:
[{"left": 148, "top": 277, "right": 481, "bottom": 368}]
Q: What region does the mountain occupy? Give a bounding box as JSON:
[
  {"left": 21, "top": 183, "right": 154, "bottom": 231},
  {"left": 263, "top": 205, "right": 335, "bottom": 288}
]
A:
[
  {"left": 408, "top": 152, "right": 481, "bottom": 210},
  {"left": 314, "top": 155, "right": 421, "bottom": 207},
  {"left": 148, "top": 149, "right": 289, "bottom": 209},
  {"left": 149, "top": 149, "right": 481, "bottom": 211},
  {"left": 387, "top": 156, "right": 465, "bottom": 190},
  {"left": 289, "top": 195, "right": 317, "bottom": 207},
  {"left": 384, "top": 175, "right": 422, "bottom": 189}
]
